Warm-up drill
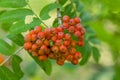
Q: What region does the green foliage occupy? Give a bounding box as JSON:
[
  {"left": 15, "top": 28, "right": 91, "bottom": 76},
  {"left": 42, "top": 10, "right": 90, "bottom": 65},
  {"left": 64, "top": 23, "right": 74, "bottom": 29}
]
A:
[
  {"left": 7, "top": 34, "right": 24, "bottom": 46},
  {"left": 40, "top": 3, "right": 64, "bottom": 20},
  {"left": 9, "top": 18, "right": 41, "bottom": 34},
  {"left": 92, "top": 47, "right": 100, "bottom": 63},
  {"left": 29, "top": 54, "right": 52, "bottom": 76},
  {"left": 0, "top": 55, "right": 23, "bottom": 80},
  {"left": 0, "top": 9, "right": 33, "bottom": 23},
  {"left": 0, "top": 0, "right": 27, "bottom": 8},
  {"left": 76, "top": 41, "right": 92, "bottom": 65},
  {"left": 0, "top": 39, "right": 13, "bottom": 55}
]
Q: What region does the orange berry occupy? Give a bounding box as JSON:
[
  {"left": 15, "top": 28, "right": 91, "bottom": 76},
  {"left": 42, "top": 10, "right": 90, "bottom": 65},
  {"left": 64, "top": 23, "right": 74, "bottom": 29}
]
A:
[
  {"left": 78, "top": 41, "right": 84, "bottom": 46},
  {"left": 55, "top": 39, "right": 62, "bottom": 46},
  {"left": 64, "top": 40, "right": 70, "bottom": 46},
  {"left": 65, "top": 33, "right": 71, "bottom": 40},
  {"left": 56, "top": 60, "right": 64, "bottom": 66},
  {"left": 31, "top": 34, "right": 37, "bottom": 41},
  {"left": 71, "top": 59, "right": 79, "bottom": 65},
  {"left": 74, "top": 52, "right": 82, "bottom": 59},
  {"left": 62, "top": 22, "right": 69, "bottom": 29},
  {"left": 24, "top": 42, "right": 32, "bottom": 50},
  {"left": 44, "top": 39, "right": 50, "bottom": 46},
  {"left": 74, "top": 31, "right": 81, "bottom": 38},
  {"left": 38, "top": 55, "right": 47, "bottom": 61},
  {"left": 36, "top": 39, "right": 43, "bottom": 46},
  {"left": 74, "top": 17, "right": 80, "bottom": 23},
  {"left": 38, "top": 32, "right": 45, "bottom": 39},
  {"left": 69, "top": 19, "right": 75, "bottom": 25},
  {"left": 24, "top": 34, "right": 32, "bottom": 42},
  {"left": 0, "top": 54, "right": 4, "bottom": 64},
  {"left": 62, "top": 15, "right": 70, "bottom": 23},
  {"left": 68, "top": 26, "right": 75, "bottom": 33},
  {"left": 66, "top": 55, "right": 73, "bottom": 61},
  {"left": 58, "top": 32, "right": 64, "bottom": 39},
  {"left": 51, "top": 46, "right": 59, "bottom": 53},
  {"left": 60, "top": 45, "right": 67, "bottom": 52},
  {"left": 31, "top": 44, "right": 38, "bottom": 51},
  {"left": 34, "top": 26, "right": 42, "bottom": 33}
]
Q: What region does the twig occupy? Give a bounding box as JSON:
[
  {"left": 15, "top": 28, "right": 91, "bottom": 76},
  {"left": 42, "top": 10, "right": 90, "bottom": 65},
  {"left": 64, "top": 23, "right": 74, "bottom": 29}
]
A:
[
  {"left": 27, "top": 2, "right": 48, "bottom": 27},
  {"left": 0, "top": 47, "right": 23, "bottom": 66},
  {"left": 56, "top": 0, "right": 62, "bottom": 25},
  {"left": 70, "top": 0, "right": 77, "bottom": 16}
]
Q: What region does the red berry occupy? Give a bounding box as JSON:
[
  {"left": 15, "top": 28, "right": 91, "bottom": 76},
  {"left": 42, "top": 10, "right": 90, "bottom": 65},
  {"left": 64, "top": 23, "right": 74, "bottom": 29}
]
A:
[
  {"left": 55, "top": 39, "right": 62, "bottom": 46},
  {"left": 40, "top": 45, "right": 47, "bottom": 52},
  {"left": 60, "top": 45, "right": 67, "bottom": 52},
  {"left": 64, "top": 40, "right": 70, "bottom": 46},
  {"left": 31, "top": 34, "right": 37, "bottom": 41},
  {"left": 69, "top": 26, "right": 75, "bottom": 33},
  {"left": 78, "top": 41, "right": 84, "bottom": 46},
  {"left": 66, "top": 55, "right": 73, "bottom": 61},
  {"left": 57, "top": 60, "right": 64, "bottom": 66},
  {"left": 71, "top": 59, "right": 79, "bottom": 65},
  {"left": 36, "top": 39, "right": 43, "bottom": 46},
  {"left": 51, "top": 36, "right": 57, "bottom": 42},
  {"left": 57, "top": 27, "right": 63, "bottom": 32},
  {"left": 38, "top": 32, "right": 45, "bottom": 39},
  {"left": 74, "top": 52, "right": 82, "bottom": 59},
  {"left": 34, "top": 26, "right": 42, "bottom": 33},
  {"left": 58, "top": 32, "right": 64, "bottom": 39},
  {"left": 62, "top": 15, "right": 70, "bottom": 22},
  {"left": 74, "top": 17, "right": 80, "bottom": 23},
  {"left": 69, "top": 19, "right": 75, "bottom": 25},
  {"left": 31, "top": 44, "right": 38, "bottom": 51},
  {"left": 76, "top": 23, "right": 82, "bottom": 31},
  {"left": 62, "top": 22, "right": 69, "bottom": 29},
  {"left": 39, "top": 55, "right": 47, "bottom": 61},
  {"left": 44, "top": 39, "right": 50, "bottom": 46},
  {"left": 24, "top": 42, "right": 32, "bottom": 50},
  {"left": 65, "top": 33, "right": 71, "bottom": 40},
  {"left": 51, "top": 46, "right": 59, "bottom": 53},
  {"left": 24, "top": 34, "right": 32, "bottom": 42},
  {"left": 74, "top": 31, "right": 81, "bottom": 38}
]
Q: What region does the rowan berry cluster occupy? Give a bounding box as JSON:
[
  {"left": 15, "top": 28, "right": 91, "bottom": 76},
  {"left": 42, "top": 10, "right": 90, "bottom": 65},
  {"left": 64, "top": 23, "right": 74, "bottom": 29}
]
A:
[{"left": 24, "top": 15, "right": 86, "bottom": 66}]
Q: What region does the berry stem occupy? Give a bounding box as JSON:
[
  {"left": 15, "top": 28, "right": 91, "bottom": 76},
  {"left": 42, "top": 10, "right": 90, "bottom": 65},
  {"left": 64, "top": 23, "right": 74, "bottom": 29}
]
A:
[
  {"left": 27, "top": 2, "right": 48, "bottom": 28},
  {"left": 70, "top": 0, "right": 77, "bottom": 16},
  {"left": 56, "top": 0, "right": 62, "bottom": 25},
  {"left": 0, "top": 47, "right": 23, "bottom": 66}
]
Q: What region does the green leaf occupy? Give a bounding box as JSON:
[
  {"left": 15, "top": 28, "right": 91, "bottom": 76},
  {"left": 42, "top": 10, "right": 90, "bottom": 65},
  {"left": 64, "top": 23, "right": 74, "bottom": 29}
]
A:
[
  {"left": 76, "top": 41, "right": 92, "bottom": 65},
  {"left": 0, "top": 66, "right": 18, "bottom": 80},
  {"left": 59, "top": 0, "right": 67, "bottom": 5},
  {"left": 10, "top": 18, "right": 41, "bottom": 34},
  {"left": 40, "top": 3, "right": 64, "bottom": 20},
  {"left": 0, "top": 39, "right": 13, "bottom": 55},
  {"left": 12, "top": 55, "right": 24, "bottom": 79},
  {"left": 92, "top": 47, "right": 100, "bottom": 63},
  {"left": 29, "top": 53, "right": 52, "bottom": 75},
  {"left": 0, "top": 9, "right": 33, "bottom": 23},
  {"left": 7, "top": 34, "right": 24, "bottom": 46},
  {"left": 0, "top": 0, "right": 27, "bottom": 8},
  {"left": 1, "top": 23, "right": 12, "bottom": 31}
]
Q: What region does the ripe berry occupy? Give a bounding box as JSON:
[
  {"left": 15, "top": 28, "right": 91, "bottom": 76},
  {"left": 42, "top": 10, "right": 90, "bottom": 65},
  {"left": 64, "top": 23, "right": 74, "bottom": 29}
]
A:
[
  {"left": 31, "top": 44, "right": 38, "bottom": 51},
  {"left": 57, "top": 60, "right": 64, "bottom": 66},
  {"left": 71, "top": 40, "right": 76, "bottom": 47},
  {"left": 32, "top": 52, "right": 38, "bottom": 56},
  {"left": 60, "top": 45, "right": 67, "bottom": 52},
  {"left": 71, "top": 59, "right": 79, "bottom": 65},
  {"left": 74, "top": 31, "right": 81, "bottom": 38},
  {"left": 74, "top": 17, "right": 80, "bottom": 23},
  {"left": 74, "top": 52, "right": 82, "bottom": 59},
  {"left": 24, "top": 34, "right": 32, "bottom": 42},
  {"left": 34, "top": 26, "right": 42, "bottom": 33},
  {"left": 66, "top": 55, "right": 73, "bottom": 61},
  {"left": 48, "top": 53, "right": 55, "bottom": 59},
  {"left": 64, "top": 40, "right": 70, "bottom": 46},
  {"left": 62, "top": 15, "right": 70, "bottom": 22},
  {"left": 0, "top": 54, "right": 4, "bottom": 64},
  {"left": 65, "top": 33, "right": 71, "bottom": 40},
  {"left": 51, "top": 46, "right": 59, "bottom": 53},
  {"left": 68, "top": 26, "right": 75, "bottom": 33},
  {"left": 36, "top": 39, "right": 43, "bottom": 46},
  {"left": 69, "top": 19, "right": 75, "bottom": 25},
  {"left": 78, "top": 41, "right": 84, "bottom": 46},
  {"left": 55, "top": 39, "right": 62, "bottom": 46},
  {"left": 40, "top": 45, "right": 47, "bottom": 52},
  {"left": 62, "top": 22, "right": 69, "bottom": 29},
  {"left": 38, "top": 32, "right": 45, "bottom": 39},
  {"left": 24, "top": 42, "right": 32, "bottom": 50},
  {"left": 31, "top": 34, "right": 37, "bottom": 41},
  {"left": 57, "top": 27, "right": 63, "bottom": 32},
  {"left": 39, "top": 55, "right": 47, "bottom": 61},
  {"left": 58, "top": 32, "right": 64, "bottom": 39},
  {"left": 51, "top": 36, "right": 57, "bottom": 42},
  {"left": 44, "top": 39, "right": 50, "bottom": 46},
  {"left": 76, "top": 23, "right": 82, "bottom": 31}
]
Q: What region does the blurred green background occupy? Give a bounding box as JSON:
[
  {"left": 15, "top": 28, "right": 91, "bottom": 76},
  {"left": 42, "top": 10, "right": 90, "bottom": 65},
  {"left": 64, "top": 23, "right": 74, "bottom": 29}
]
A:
[{"left": 0, "top": 0, "right": 120, "bottom": 80}]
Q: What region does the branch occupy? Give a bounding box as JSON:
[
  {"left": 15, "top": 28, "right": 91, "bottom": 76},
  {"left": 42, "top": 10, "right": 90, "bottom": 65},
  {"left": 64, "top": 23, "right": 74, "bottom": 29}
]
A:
[
  {"left": 0, "top": 47, "right": 23, "bottom": 66},
  {"left": 27, "top": 2, "right": 48, "bottom": 28},
  {"left": 56, "top": 0, "right": 62, "bottom": 25}
]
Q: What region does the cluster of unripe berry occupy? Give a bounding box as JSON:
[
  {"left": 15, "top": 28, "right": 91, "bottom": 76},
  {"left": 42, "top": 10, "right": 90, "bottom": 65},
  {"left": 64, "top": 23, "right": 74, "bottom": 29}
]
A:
[{"left": 24, "top": 15, "right": 86, "bottom": 66}]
